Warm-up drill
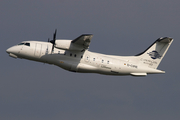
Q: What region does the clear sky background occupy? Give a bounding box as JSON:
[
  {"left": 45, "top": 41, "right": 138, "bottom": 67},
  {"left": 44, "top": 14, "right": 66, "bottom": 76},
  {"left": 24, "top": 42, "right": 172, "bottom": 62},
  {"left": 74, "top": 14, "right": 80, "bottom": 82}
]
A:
[{"left": 0, "top": 0, "right": 180, "bottom": 120}]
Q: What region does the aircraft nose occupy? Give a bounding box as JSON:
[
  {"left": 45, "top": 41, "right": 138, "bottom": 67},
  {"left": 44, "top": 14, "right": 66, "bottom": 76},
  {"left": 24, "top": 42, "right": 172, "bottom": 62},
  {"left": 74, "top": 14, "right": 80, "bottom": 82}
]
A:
[
  {"left": 6, "top": 46, "right": 19, "bottom": 58},
  {"left": 6, "top": 48, "right": 11, "bottom": 54},
  {"left": 6, "top": 47, "right": 13, "bottom": 54}
]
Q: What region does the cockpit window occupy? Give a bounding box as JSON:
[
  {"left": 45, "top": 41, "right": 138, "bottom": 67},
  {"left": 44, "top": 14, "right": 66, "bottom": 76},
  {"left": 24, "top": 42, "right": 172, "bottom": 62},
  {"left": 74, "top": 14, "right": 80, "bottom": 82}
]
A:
[
  {"left": 25, "top": 43, "right": 30, "bottom": 46},
  {"left": 18, "top": 43, "right": 25, "bottom": 45},
  {"left": 17, "top": 42, "right": 30, "bottom": 46}
]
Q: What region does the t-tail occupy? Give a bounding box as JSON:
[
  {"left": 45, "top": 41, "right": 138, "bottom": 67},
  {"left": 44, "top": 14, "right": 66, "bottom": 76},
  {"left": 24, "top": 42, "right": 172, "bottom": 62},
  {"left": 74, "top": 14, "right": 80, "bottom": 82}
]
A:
[{"left": 136, "top": 37, "right": 173, "bottom": 69}]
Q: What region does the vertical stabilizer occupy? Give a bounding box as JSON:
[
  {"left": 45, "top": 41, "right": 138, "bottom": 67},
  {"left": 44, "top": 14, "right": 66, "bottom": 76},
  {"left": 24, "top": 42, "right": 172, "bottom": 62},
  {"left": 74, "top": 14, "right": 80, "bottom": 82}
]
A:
[{"left": 136, "top": 37, "right": 173, "bottom": 69}]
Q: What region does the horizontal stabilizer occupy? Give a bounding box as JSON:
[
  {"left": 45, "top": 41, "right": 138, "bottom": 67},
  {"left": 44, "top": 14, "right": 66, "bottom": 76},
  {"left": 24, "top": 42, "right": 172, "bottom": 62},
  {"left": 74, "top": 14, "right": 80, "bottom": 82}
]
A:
[{"left": 157, "top": 37, "right": 172, "bottom": 43}]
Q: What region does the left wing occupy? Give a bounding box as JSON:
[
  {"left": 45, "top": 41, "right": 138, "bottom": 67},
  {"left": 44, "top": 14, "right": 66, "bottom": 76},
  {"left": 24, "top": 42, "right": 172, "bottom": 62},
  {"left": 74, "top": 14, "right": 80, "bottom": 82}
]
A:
[{"left": 71, "top": 34, "right": 93, "bottom": 49}]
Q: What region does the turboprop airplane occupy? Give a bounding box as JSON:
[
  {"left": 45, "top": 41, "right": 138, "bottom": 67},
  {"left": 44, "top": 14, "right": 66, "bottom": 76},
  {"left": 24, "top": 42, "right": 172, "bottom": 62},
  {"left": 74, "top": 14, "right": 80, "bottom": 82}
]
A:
[{"left": 6, "top": 30, "right": 173, "bottom": 76}]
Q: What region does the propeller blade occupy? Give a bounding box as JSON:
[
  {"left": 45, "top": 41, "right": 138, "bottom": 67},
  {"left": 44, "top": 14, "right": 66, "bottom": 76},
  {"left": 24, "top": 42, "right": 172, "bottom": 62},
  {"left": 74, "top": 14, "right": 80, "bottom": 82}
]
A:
[
  {"left": 51, "top": 43, "right": 55, "bottom": 53},
  {"left": 53, "top": 29, "right": 57, "bottom": 41},
  {"left": 50, "top": 29, "right": 57, "bottom": 53}
]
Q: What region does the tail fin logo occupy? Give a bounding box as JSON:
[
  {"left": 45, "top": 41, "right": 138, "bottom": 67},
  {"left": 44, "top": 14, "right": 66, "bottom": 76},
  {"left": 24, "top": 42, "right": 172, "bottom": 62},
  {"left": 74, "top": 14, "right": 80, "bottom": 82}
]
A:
[{"left": 147, "top": 51, "right": 161, "bottom": 59}]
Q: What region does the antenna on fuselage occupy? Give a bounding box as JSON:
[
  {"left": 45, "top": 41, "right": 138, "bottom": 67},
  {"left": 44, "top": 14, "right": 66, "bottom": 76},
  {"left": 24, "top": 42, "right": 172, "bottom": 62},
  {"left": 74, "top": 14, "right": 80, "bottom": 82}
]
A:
[{"left": 49, "top": 29, "right": 57, "bottom": 54}]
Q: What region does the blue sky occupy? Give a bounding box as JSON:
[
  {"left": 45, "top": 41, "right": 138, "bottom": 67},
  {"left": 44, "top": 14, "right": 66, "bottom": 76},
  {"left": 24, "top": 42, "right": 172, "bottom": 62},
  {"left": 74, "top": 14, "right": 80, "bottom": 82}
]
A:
[{"left": 0, "top": 0, "right": 180, "bottom": 120}]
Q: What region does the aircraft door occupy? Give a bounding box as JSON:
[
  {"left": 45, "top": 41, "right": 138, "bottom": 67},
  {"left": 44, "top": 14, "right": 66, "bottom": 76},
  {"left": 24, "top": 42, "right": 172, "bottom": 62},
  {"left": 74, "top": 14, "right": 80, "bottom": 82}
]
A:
[
  {"left": 41, "top": 44, "right": 50, "bottom": 55},
  {"left": 34, "top": 43, "right": 42, "bottom": 57}
]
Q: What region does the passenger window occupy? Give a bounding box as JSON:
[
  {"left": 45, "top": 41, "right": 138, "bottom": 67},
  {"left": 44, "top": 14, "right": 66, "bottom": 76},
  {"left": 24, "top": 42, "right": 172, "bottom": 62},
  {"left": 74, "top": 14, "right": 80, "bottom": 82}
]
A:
[
  {"left": 25, "top": 43, "right": 30, "bottom": 46},
  {"left": 102, "top": 60, "right": 104, "bottom": 63}
]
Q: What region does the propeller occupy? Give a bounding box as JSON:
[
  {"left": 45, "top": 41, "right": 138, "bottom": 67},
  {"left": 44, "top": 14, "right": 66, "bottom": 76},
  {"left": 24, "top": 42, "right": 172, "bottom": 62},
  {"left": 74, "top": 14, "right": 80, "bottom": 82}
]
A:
[{"left": 50, "top": 29, "right": 57, "bottom": 53}]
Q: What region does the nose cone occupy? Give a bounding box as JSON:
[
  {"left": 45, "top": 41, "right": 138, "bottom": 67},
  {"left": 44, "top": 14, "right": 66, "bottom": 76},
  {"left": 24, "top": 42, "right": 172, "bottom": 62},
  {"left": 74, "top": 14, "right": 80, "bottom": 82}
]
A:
[
  {"left": 6, "top": 47, "right": 12, "bottom": 54},
  {"left": 6, "top": 46, "right": 17, "bottom": 54},
  {"left": 6, "top": 46, "right": 19, "bottom": 58}
]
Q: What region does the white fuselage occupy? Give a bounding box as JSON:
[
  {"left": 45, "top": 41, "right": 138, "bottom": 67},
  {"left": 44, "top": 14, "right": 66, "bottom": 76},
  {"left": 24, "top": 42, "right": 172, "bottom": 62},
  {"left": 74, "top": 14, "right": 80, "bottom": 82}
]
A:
[{"left": 6, "top": 41, "right": 165, "bottom": 76}]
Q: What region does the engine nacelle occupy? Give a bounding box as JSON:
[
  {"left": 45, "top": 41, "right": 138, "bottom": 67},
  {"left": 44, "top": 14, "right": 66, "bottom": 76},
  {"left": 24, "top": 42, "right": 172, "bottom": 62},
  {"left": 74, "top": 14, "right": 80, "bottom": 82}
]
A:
[{"left": 54, "top": 40, "right": 84, "bottom": 51}]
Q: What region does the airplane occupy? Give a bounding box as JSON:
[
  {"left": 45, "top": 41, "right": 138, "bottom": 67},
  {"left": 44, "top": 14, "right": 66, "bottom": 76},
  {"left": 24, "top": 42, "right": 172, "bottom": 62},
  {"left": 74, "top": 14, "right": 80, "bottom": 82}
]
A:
[{"left": 6, "top": 30, "right": 173, "bottom": 76}]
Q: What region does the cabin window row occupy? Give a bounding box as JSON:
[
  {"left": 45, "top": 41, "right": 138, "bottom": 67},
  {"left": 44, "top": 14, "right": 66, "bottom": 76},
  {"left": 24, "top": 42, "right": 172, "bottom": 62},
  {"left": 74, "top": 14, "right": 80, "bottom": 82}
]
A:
[
  {"left": 102, "top": 60, "right": 110, "bottom": 64},
  {"left": 58, "top": 51, "right": 83, "bottom": 58},
  {"left": 70, "top": 53, "right": 83, "bottom": 58},
  {"left": 93, "top": 58, "right": 110, "bottom": 64}
]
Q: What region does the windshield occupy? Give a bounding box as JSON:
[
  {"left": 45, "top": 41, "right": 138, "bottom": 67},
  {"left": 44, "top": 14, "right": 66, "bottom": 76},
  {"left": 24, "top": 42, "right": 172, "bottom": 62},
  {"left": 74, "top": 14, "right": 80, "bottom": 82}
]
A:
[
  {"left": 18, "top": 42, "right": 25, "bottom": 45},
  {"left": 17, "top": 42, "right": 30, "bottom": 47},
  {"left": 25, "top": 43, "right": 30, "bottom": 46}
]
